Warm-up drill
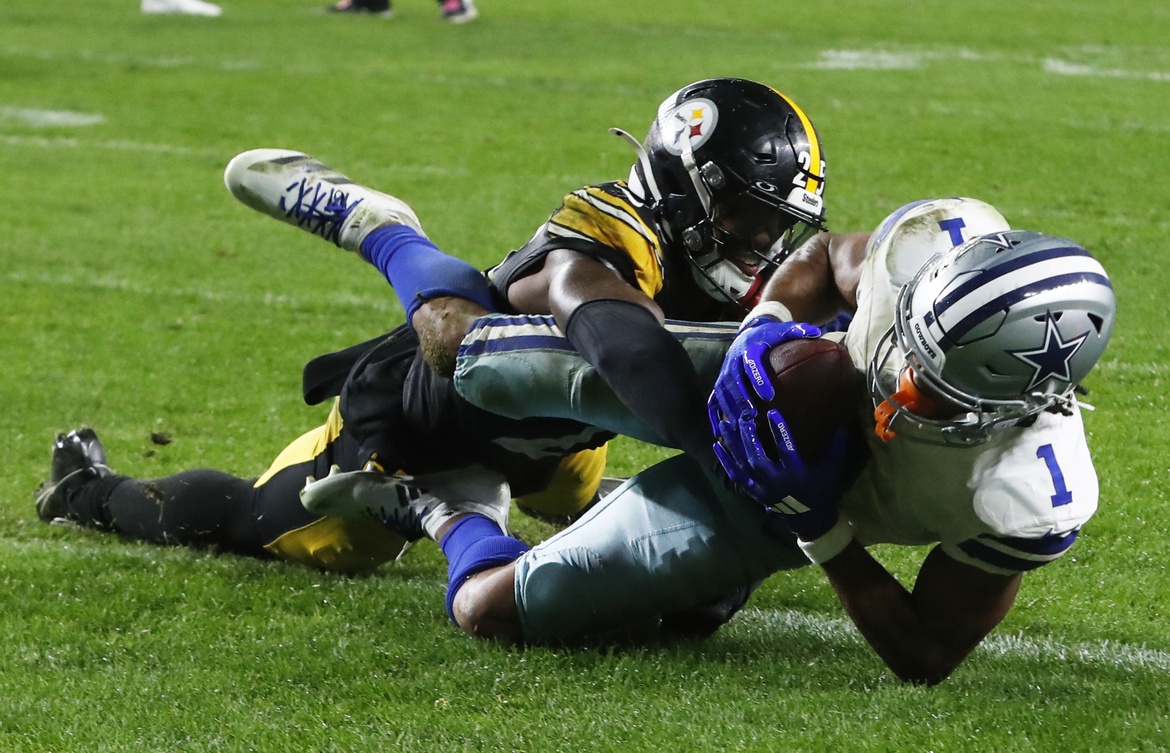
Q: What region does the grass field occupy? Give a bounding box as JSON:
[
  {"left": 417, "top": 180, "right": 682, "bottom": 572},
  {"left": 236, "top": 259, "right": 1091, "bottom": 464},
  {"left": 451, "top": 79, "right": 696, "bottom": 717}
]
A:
[{"left": 2, "top": 0, "right": 1169, "bottom": 750}]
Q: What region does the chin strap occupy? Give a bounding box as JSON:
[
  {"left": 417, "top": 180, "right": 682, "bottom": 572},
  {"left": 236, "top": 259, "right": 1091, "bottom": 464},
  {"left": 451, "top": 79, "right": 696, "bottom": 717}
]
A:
[
  {"left": 610, "top": 128, "right": 664, "bottom": 204},
  {"left": 611, "top": 127, "right": 751, "bottom": 308},
  {"left": 676, "top": 125, "right": 713, "bottom": 216},
  {"left": 688, "top": 250, "right": 756, "bottom": 304},
  {"left": 874, "top": 368, "right": 940, "bottom": 442}
]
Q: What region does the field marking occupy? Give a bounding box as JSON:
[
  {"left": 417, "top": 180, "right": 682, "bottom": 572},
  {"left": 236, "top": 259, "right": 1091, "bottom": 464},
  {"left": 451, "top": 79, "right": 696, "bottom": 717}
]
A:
[
  {"left": 0, "top": 134, "right": 469, "bottom": 176},
  {"left": 979, "top": 631, "right": 1170, "bottom": 673},
  {"left": 3, "top": 269, "right": 399, "bottom": 314},
  {"left": 744, "top": 607, "right": 1170, "bottom": 673},
  {"left": 802, "top": 48, "right": 1005, "bottom": 70},
  {"left": 6, "top": 41, "right": 1169, "bottom": 85},
  {"left": 0, "top": 44, "right": 258, "bottom": 71},
  {"left": 3, "top": 542, "right": 1164, "bottom": 676},
  {"left": 0, "top": 133, "right": 222, "bottom": 158},
  {"left": 804, "top": 50, "right": 935, "bottom": 70},
  {"left": 801, "top": 48, "right": 1170, "bottom": 84},
  {"left": 1093, "top": 359, "right": 1170, "bottom": 378},
  {"left": 0, "top": 107, "right": 104, "bottom": 127},
  {"left": 1044, "top": 58, "right": 1170, "bottom": 82}
]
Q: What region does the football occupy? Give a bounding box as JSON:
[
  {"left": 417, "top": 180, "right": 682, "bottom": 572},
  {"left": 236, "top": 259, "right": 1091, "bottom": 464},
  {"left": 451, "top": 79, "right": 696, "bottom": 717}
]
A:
[{"left": 759, "top": 337, "right": 862, "bottom": 463}]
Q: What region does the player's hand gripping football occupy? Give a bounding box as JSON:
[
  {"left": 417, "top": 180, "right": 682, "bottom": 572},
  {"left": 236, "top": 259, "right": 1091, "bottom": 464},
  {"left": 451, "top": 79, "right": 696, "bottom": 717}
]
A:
[
  {"left": 710, "top": 313, "right": 823, "bottom": 424},
  {"left": 708, "top": 315, "right": 845, "bottom": 540}
]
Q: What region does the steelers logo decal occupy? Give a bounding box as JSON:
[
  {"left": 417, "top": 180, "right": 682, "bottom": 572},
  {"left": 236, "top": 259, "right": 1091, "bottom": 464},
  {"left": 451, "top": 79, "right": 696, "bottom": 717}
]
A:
[{"left": 658, "top": 98, "right": 719, "bottom": 156}]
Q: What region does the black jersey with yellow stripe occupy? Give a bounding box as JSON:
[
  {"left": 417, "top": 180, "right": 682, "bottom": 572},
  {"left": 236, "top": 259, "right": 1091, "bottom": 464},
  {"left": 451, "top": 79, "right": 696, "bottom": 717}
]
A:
[{"left": 489, "top": 181, "right": 667, "bottom": 301}]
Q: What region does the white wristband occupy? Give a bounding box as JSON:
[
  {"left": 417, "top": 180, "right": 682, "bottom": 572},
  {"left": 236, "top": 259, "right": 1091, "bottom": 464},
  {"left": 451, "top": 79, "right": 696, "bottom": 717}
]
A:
[
  {"left": 742, "top": 301, "right": 793, "bottom": 327},
  {"left": 798, "top": 517, "right": 854, "bottom": 564}
]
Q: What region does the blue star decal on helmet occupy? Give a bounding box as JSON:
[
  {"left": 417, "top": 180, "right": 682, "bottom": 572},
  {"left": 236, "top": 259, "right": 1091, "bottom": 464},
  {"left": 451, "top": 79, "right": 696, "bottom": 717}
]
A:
[{"left": 1009, "top": 312, "right": 1089, "bottom": 392}]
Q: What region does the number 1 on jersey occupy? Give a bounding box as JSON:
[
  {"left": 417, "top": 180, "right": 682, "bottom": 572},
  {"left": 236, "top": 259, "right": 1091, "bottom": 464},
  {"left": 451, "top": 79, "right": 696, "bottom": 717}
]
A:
[{"left": 1037, "top": 444, "right": 1073, "bottom": 507}]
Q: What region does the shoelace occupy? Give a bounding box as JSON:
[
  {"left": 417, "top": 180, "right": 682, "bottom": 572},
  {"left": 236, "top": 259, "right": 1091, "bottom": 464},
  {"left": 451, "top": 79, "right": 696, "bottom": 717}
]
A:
[
  {"left": 364, "top": 484, "right": 428, "bottom": 526},
  {"left": 278, "top": 177, "right": 363, "bottom": 247},
  {"left": 33, "top": 464, "right": 110, "bottom": 517}
]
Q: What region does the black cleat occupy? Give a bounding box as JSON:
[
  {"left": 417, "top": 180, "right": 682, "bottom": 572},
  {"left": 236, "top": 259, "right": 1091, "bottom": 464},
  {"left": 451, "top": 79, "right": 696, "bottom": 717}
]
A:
[{"left": 34, "top": 429, "right": 111, "bottom": 523}]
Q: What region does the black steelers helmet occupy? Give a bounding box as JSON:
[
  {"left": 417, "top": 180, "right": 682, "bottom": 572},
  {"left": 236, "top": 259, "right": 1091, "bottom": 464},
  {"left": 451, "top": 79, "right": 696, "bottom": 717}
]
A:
[{"left": 613, "top": 78, "right": 828, "bottom": 304}]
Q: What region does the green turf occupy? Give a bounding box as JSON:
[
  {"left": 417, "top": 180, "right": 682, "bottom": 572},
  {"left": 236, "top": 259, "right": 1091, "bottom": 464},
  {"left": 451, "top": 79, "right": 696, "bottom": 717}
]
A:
[{"left": 2, "top": 0, "right": 1168, "bottom": 750}]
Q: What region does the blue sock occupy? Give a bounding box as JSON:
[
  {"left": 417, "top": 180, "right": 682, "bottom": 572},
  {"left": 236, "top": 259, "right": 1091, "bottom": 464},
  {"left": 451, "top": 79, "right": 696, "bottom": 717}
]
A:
[
  {"left": 359, "top": 226, "right": 496, "bottom": 324},
  {"left": 439, "top": 514, "right": 530, "bottom": 623}
]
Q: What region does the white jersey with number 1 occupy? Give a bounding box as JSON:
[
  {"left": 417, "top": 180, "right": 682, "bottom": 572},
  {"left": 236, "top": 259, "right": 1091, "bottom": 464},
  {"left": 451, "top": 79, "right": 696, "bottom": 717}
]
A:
[{"left": 838, "top": 218, "right": 1097, "bottom": 575}]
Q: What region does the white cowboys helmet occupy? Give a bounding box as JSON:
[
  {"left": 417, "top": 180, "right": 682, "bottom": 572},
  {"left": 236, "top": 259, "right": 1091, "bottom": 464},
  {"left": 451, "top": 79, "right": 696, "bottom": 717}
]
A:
[{"left": 872, "top": 228, "right": 1116, "bottom": 444}]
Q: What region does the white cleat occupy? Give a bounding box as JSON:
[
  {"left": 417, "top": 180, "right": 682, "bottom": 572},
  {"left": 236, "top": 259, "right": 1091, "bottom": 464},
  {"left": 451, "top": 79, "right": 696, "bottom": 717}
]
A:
[
  {"left": 300, "top": 466, "right": 425, "bottom": 534},
  {"left": 224, "top": 148, "right": 426, "bottom": 252},
  {"left": 141, "top": 0, "right": 223, "bottom": 16},
  {"left": 300, "top": 465, "right": 510, "bottom": 542},
  {"left": 410, "top": 467, "right": 512, "bottom": 540}
]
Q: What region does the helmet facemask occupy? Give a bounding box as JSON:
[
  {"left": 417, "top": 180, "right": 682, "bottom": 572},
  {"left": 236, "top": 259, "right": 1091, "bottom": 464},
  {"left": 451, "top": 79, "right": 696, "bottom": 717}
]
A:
[
  {"left": 870, "top": 311, "right": 1067, "bottom": 447},
  {"left": 680, "top": 167, "right": 826, "bottom": 304}
]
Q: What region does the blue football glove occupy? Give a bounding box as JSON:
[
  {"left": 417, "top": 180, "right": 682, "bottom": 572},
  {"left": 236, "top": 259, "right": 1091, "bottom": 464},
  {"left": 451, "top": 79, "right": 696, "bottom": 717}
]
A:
[
  {"left": 713, "top": 407, "right": 848, "bottom": 540},
  {"left": 707, "top": 317, "right": 822, "bottom": 430},
  {"left": 759, "top": 412, "right": 847, "bottom": 539},
  {"left": 707, "top": 316, "right": 845, "bottom": 540}
]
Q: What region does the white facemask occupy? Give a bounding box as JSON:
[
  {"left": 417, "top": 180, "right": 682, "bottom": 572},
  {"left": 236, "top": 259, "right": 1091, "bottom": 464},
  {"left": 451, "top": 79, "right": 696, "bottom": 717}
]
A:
[{"left": 688, "top": 250, "right": 757, "bottom": 302}]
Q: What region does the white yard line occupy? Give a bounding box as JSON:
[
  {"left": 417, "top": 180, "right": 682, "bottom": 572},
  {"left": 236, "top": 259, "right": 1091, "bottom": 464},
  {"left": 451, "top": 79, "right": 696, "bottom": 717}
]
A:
[
  {"left": 743, "top": 607, "right": 1170, "bottom": 673},
  {"left": 0, "top": 45, "right": 257, "bottom": 71},
  {"left": 3, "top": 269, "right": 398, "bottom": 313},
  {"left": 6, "top": 532, "right": 1165, "bottom": 673},
  {"left": 0, "top": 133, "right": 221, "bottom": 158},
  {"left": 0, "top": 134, "right": 469, "bottom": 177},
  {"left": 800, "top": 48, "right": 1170, "bottom": 84},
  {"left": 1093, "top": 359, "right": 1170, "bottom": 377},
  {"left": 0, "top": 107, "right": 104, "bottom": 127},
  {"left": 1044, "top": 59, "right": 1170, "bottom": 82},
  {"left": 979, "top": 631, "right": 1170, "bottom": 672},
  {"left": 5, "top": 42, "right": 1167, "bottom": 83},
  {"left": 803, "top": 50, "right": 934, "bottom": 70}
]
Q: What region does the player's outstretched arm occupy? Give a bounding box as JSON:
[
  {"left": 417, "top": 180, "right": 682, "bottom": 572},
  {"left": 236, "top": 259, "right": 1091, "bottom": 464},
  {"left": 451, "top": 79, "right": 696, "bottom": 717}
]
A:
[
  {"left": 541, "top": 250, "right": 715, "bottom": 462},
  {"left": 820, "top": 543, "right": 1021, "bottom": 685},
  {"left": 757, "top": 232, "right": 870, "bottom": 323}
]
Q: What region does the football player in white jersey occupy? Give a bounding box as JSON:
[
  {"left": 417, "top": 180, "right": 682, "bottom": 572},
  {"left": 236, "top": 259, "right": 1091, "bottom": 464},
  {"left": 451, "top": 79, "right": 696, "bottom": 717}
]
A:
[
  {"left": 375, "top": 197, "right": 1115, "bottom": 684},
  {"left": 706, "top": 203, "right": 1114, "bottom": 681}
]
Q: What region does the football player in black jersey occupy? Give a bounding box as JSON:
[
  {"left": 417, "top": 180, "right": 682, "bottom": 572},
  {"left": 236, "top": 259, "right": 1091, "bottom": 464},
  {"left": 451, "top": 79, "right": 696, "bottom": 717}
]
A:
[{"left": 37, "top": 79, "right": 827, "bottom": 594}]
